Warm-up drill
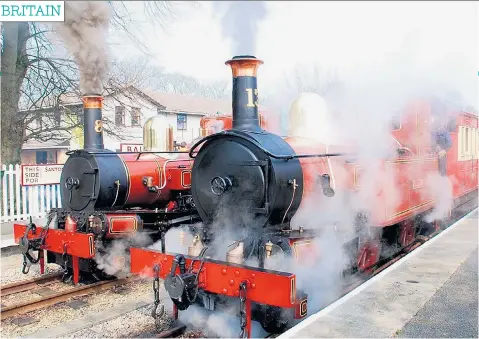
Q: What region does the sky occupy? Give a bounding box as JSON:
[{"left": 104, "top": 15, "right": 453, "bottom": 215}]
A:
[{"left": 107, "top": 1, "right": 478, "bottom": 108}]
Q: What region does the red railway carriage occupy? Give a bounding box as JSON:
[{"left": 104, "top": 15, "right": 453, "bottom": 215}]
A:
[
  {"left": 129, "top": 56, "right": 478, "bottom": 337},
  {"left": 199, "top": 108, "right": 283, "bottom": 137}
]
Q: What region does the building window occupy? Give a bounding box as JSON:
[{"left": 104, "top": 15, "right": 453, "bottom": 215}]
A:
[
  {"left": 131, "top": 107, "right": 141, "bottom": 126},
  {"left": 177, "top": 113, "right": 187, "bottom": 130},
  {"left": 36, "top": 151, "right": 56, "bottom": 164},
  {"left": 115, "top": 106, "right": 125, "bottom": 126},
  {"left": 53, "top": 106, "right": 61, "bottom": 126}
]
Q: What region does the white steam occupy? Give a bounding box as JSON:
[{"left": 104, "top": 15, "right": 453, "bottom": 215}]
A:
[
  {"left": 95, "top": 232, "right": 151, "bottom": 277},
  {"left": 213, "top": 1, "right": 267, "bottom": 55},
  {"left": 55, "top": 1, "right": 111, "bottom": 94},
  {"left": 205, "top": 119, "right": 225, "bottom": 134},
  {"left": 423, "top": 173, "right": 455, "bottom": 222}
]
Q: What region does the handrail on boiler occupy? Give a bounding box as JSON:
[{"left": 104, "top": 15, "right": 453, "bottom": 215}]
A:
[{"left": 188, "top": 130, "right": 348, "bottom": 161}]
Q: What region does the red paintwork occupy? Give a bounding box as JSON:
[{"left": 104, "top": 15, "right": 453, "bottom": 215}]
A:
[
  {"left": 288, "top": 238, "right": 318, "bottom": 266},
  {"left": 119, "top": 153, "right": 192, "bottom": 206},
  {"left": 14, "top": 224, "right": 95, "bottom": 259},
  {"left": 72, "top": 256, "right": 80, "bottom": 284},
  {"left": 295, "top": 297, "right": 308, "bottom": 319},
  {"left": 284, "top": 102, "right": 478, "bottom": 228},
  {"left": 39, "top": 250, "right": 45, "bottom": 274},
  {"left": 399, "top": 220, "right": 416, "bottom": 247},
  {"left": 14, "top": 223, "right": 95, "bottom": 285},
  {"left": 105, "top": 213, "right": 143, "bottom": 239},
  {"left": 357, "top": 240, "right": 381, "bottom": 272},
  {"left": 200, "top": 111, "right": 271, "bottom": 136},
  {"left": 130, "top": 247, "right": 298, "bottom": 308}
]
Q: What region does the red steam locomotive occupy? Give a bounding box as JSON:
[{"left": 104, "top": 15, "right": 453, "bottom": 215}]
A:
[
  {"left": 14, "top": 96, "right": 199, "bottom": 283},
  {"left": 14, "top": 55, "right": 477, "bottom": 337}
]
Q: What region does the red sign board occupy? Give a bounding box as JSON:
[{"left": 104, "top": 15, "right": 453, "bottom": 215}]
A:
[{"left": 120, "top": 143, "right": 144, "bottom": 152}]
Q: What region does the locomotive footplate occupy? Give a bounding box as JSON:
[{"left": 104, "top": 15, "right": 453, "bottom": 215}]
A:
[{"left": 130, "top": 247, "right": 308, "bottom": 337}]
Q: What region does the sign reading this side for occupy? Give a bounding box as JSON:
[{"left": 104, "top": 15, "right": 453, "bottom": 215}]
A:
[{"left": 22, "top": 164, "right": 63, "bottom": 186}]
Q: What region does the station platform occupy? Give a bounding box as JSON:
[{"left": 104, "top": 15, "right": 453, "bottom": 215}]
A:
[
  {"left": 0, "top": 217, "right": 47, "bottom": 248},
  {"left": 279, "top": 208, "right": 478, "bottom": 338}
]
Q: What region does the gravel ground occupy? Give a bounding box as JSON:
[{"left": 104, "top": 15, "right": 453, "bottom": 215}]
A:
[
  {"left": 59, "top": 306, "right": 173, "bottom": 338},
  {"left": 1, "top": 252, "right": 63, "bottom": 285},
  {"left": 1, "top": 277, "right": 167, "bottom": 337},
  {"left": 1, "top": 281, "right": 76, "bottom": 306}
]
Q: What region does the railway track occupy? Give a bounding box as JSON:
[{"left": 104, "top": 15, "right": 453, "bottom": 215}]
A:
[
  {"left": 0, "top": 276, "right": 139, "bottom": 320},
  {"left": 0, "top": 272, "right": 63, "bottom": 296}
]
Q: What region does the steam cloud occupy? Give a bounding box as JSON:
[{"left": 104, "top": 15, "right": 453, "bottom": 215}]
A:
[
  {"left": 55, "top": 1, "right": 111, "bottom": 94},
  {"left": 95, "top": 232, "right": 151, "bottom": 278},
  {"left": 213, "top": 1, "right": 267, "bottom": 55}
]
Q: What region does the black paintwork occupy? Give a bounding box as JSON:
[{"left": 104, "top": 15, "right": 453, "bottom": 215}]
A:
[
  {"left": 83, "top": 107, "right": 104, "bottom": 150},
  {"left": 60, "top": 150, "right": 128, "bottom": 211},
  {"left": 192, "top": 130, "right": 304, "bottom": 229}
]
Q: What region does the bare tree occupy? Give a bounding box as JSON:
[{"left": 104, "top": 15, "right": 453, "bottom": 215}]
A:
[
  {"left": 1, "top": 1, "right": 184, "bottom": 165},
  {"left": 108, "top": 56, "right": 230, "bottom": 100},
  {"left": 153, "top": 72, "right": 229, "bottom": 100}
]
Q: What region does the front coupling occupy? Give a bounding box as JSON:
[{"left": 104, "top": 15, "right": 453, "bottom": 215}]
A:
[{"left": 164, "top": 255, "right": 198, "bottom": 310}]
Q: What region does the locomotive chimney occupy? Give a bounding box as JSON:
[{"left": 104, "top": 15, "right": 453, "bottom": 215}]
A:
[
  {"left": 225, "top": 55, "right": 264, "bottom": 131},
  {"left": 82, "top": 94, "right": 104, "bottom": 150}
]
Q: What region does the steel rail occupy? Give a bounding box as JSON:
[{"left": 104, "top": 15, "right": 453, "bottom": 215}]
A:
[
  {"left": 0, "top": 273, "right": 63, "bottom": 296},
  {"left": 1, "top": 276, "right": 139, "bottom": 319}
]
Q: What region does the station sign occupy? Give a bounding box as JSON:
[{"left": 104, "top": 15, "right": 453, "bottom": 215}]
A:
[
  {"left": 21, "top": 164, "right": 64, "bottom": 186},
  {"left": 120, "top": 143, "right": 144, "bottom": 152}
]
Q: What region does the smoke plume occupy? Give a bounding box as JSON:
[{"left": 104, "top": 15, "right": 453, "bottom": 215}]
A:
[
  {"left": 55, "top": 1, "right": 111, "bottom": 94},
  {"left": 213, "top": 1, "right": 267, "bottom": 55}
]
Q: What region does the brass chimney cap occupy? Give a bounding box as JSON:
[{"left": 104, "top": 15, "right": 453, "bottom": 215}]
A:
[{"left": 225, "top": 55, "right": 264, "bottom": 77}]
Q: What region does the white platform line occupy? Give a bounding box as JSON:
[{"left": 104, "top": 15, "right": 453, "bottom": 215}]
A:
[{"left": 279, "top": 208, "right": 478, "bottom": 338}]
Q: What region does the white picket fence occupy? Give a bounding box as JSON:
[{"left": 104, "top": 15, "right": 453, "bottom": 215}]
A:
[{"left": 1, "top": 164, "right": 62, "bottom": 222}]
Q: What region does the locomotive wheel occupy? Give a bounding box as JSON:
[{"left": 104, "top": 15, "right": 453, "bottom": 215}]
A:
[
  {"left": 357, "top": 240, "right": 381, "bottom": 273},
  {"left": 91, "top": 268, "right": 117, "bottom": 281},
  {"left": 256, "top": 305, "right": 290, "bottom": 334}
]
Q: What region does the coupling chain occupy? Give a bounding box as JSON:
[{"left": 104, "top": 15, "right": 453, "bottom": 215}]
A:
[
  {"left": 184, "top": 247, "right": 208, "bottom": 304},
  {"left": 238, "top": 281, "right": 248, "bottom": 339},
  {"left": 39, "top": 210, "right": 56, "bottom": 245},
  {"left": 151, "top": 265, "right": 165, "bottom": 322},
  {"left": 61, "top": 243, "right": 71, "bottom": 283},
  {"left": 22, "top": 254, "right": 31, "bottom": 274}
]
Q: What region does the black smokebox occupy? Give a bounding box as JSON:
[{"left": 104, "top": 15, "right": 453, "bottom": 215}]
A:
[
  {"left": 225, "top": 55, "right": 264, "bottom": 131},
  {"left": 82, "top": 94, "right": 104, "bottom": 150}
]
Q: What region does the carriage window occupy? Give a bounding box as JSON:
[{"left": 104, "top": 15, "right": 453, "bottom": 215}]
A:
[
  {"left": 476, "top": 129, "right": 479, "bottom": 159},
  {"left": 389, "top": 116, "right": 401, "bottom": 131},
  {"left": 473, "top": 128, "right": 478, "bottom": 159},
  {"left": 464, "top": 127, "right": 469, "bottom": 154}
]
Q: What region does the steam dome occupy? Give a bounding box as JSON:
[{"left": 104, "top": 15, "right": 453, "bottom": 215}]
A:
[{"left": 143, "top": 116, "right": 177, "bottom": 158}]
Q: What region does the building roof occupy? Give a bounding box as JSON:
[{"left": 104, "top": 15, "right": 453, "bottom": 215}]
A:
[
  {"left": 52, "top": 86, "right": 235, "bottom": 116},
  {"left": 142, "top": 89, "right": 232, "bottom": 116},
  {"left": 22, "top": 139, "right": 70, "bottom": 150}
]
